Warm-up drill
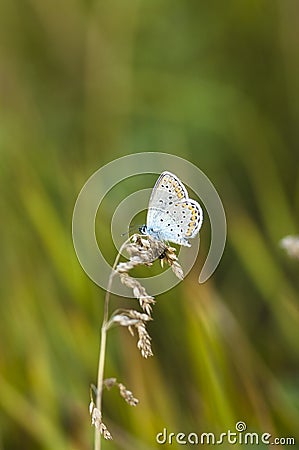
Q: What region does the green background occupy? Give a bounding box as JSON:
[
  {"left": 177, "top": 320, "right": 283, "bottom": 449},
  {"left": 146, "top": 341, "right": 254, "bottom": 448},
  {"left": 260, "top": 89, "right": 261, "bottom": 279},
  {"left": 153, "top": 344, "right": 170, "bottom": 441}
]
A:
[{"left": 0, "top": 1, "right": 299, "bottom": 449}]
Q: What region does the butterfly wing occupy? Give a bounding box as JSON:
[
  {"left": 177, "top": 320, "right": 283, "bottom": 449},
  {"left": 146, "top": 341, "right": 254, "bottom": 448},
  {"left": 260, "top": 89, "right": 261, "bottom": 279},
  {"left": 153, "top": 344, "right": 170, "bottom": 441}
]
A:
[
  {"left": 146, "top": 171, "right": 188, "bottom": 227},
  {"left": 146, "top": 171, "right": 203, "bottom": 246}
]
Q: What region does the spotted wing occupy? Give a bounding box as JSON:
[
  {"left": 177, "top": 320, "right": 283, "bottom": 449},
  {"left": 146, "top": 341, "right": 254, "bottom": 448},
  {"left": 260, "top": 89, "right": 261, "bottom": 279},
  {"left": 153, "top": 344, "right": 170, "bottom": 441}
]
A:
[{"left": 146, "top": 171, "right": 203, "bottom": 246}]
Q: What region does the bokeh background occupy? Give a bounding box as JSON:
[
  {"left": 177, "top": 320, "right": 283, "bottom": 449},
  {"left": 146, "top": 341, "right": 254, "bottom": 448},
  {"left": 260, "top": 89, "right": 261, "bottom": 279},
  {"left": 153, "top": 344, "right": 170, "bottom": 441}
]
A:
[{"left": 1, "top": 1, "right": 299, "bottom": 449}]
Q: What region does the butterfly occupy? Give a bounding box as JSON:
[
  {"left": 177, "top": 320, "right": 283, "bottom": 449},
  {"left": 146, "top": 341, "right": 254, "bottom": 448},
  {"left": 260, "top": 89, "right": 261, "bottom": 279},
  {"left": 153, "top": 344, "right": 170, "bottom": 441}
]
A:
[{"left": 139, "top": 171, "right": 203, "bottom": 247}]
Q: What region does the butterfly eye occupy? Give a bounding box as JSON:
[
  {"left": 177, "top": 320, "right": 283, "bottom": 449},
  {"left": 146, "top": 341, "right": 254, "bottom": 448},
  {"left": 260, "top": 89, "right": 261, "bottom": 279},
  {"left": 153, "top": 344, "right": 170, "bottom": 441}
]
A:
[{"left": 139, "top": 225, "right": 147, "bottom": 234}]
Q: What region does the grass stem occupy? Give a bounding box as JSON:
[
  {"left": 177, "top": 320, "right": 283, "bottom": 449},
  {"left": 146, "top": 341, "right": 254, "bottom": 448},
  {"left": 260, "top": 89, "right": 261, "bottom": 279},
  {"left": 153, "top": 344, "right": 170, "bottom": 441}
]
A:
[{"left": 94, "top": 238, "right": 131, "bottom": 450}]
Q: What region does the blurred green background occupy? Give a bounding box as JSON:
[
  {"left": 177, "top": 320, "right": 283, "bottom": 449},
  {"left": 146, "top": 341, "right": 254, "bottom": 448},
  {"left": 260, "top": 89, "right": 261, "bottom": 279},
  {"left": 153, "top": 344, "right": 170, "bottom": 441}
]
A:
[{"left": 1, "top": 0, "right": 299, "bottom": 449}]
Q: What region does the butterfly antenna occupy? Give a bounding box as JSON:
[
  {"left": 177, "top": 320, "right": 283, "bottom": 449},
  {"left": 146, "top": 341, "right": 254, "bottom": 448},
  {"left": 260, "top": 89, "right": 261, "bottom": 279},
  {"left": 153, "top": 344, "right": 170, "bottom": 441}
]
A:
[
  {"left": 121, "top": 224, "right": 138, "bottom": 237},
  {"left": 121, "top": 224, "right": 144, "bottom": 236}
]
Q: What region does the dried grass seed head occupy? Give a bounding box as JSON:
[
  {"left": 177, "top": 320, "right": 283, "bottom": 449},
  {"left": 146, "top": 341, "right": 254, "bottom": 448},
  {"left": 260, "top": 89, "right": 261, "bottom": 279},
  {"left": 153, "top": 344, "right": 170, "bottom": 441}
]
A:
[
  {"left": 159, "top": 245, "right": 184, "bottom": 280},
  {"left": 90, "top": 405, "right": 112, "bottom": 440},
  {"left": 118, "top": 383, "right": 139, "bottom": 406},
  {"left": 280, "top": 235, "right": 299, "bottom": 260}
]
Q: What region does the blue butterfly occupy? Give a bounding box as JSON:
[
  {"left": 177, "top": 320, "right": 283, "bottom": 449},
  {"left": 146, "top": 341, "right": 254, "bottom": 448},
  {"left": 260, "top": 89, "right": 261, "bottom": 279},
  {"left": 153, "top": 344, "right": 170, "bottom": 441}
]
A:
[{"left": 140, "top": 171, "right": 203, "bottom": 247}]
